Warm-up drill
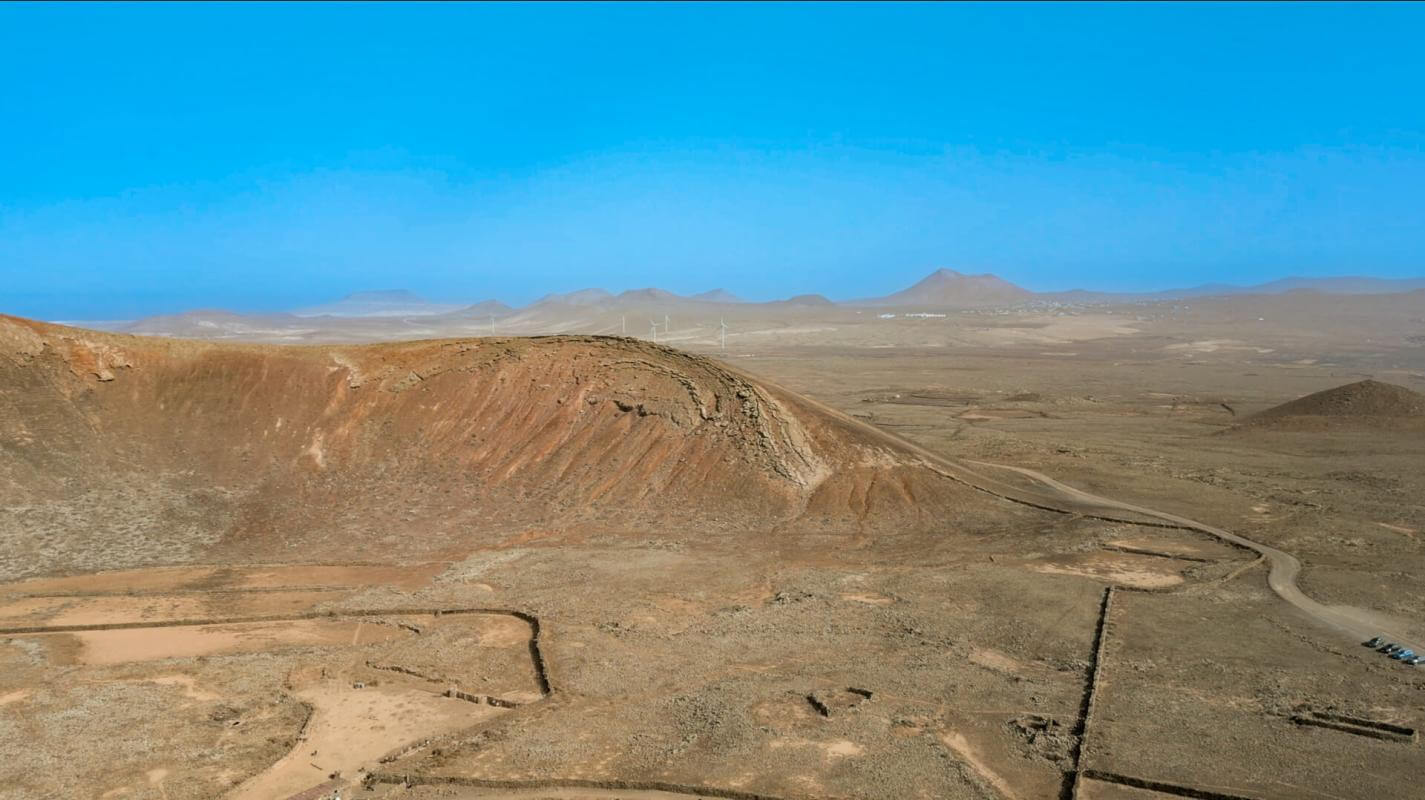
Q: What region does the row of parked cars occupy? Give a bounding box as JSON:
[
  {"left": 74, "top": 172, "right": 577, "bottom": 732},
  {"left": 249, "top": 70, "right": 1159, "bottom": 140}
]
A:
[{"left": 1364, "top": 637, "right": 1424, "bottom": 665}]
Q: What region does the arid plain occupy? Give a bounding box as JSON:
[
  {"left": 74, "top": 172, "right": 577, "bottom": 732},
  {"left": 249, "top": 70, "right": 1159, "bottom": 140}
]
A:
[{"left": 3, "top": 281, "right": 1424, "bottom": 800}]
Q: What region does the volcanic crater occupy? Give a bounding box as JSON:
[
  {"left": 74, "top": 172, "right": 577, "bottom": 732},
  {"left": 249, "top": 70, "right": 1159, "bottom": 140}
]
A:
[{"left": 1, "top": 315, "right": 995, "bottom": 581}]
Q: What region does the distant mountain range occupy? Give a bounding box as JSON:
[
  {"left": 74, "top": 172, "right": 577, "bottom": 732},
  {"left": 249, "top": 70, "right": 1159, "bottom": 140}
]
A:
[
  {"left": 439, "top": 299, "right": 515, "bottom": 318},
  {"left": 689, "top": 289, "right": 743, "bottom": 303},
  {"left": 532, "top": 287, "right": 747, "bottom": 308},
  {"left": 1154, "top": 275, "right": 1425, "bottom": 298},
  {"left": 95, "top": 269, "right": 1425, "bottom": 332},
  {"left": 292, "top": 289, "right": 469, "bottom": 317}
]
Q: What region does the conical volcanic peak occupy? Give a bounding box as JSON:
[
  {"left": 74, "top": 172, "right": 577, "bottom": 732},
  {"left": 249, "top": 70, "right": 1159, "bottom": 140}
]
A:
[{"left": 861, "top": 268, "right": 1033, "bottom": 307}]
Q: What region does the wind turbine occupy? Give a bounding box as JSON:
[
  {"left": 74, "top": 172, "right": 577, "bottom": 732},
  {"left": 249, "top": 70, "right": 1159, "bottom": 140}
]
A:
[
  {"left": 664, "top": 313, "right": 669, "bottom": 333},
  {"left": 489, "top": 314, "right": 495, "bottom": 336},
  {"left": 719, "top": 317, "right": 728, "bottom": 350},
  {"left": 649, "top": 319, "right": 658, "bottom": 343},
  {"left": 621, "top": 315, "right": 626, "bottom": 335}
]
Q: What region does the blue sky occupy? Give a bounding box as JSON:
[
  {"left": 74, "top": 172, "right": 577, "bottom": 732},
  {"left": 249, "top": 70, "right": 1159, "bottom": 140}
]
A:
[{"left": 2, "top": 3, "right": 1423, "bottom": 319}]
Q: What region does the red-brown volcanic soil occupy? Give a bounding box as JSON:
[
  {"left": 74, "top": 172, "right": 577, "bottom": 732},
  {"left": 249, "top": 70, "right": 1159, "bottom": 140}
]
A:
[{"left": 0, "top": 314, "right": 992, "bottom": 580}]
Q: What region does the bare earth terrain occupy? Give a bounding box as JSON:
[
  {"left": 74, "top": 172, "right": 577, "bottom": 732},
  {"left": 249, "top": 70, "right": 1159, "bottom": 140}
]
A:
[{"left": 2, "top": 290, "right": 1423, "bottom": 800}]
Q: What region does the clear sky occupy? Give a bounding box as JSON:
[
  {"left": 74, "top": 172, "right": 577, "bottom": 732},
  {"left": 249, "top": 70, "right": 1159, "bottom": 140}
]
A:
[{"left": 2, "top": 2, "right": 1423, "bottom": 319}]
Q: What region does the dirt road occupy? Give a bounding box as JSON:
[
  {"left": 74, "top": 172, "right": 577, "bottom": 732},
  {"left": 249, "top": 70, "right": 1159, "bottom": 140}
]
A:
[
  {"left": 753, "top": 370, "right": 1425, "bottom": 659},
  {"left": 961, "top": 459, "right": 1423, "bottom": 656}
]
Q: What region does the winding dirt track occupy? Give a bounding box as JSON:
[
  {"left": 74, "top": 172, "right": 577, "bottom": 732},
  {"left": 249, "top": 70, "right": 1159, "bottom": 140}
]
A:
[
  {"left": 754, "top": 370, "right": 1425, "bottom": 658},
  {"left": 961, "top": 460, "right": 1423, "bottom": 652}
]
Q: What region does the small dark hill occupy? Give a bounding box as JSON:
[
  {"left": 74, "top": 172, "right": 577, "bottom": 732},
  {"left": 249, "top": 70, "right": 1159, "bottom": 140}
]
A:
[
  {"left": 1242, "top": 380, "right": 1425, "bottom": 431},
  {"left": 767, "top": 294, "right": 835, "bottom": 307}
]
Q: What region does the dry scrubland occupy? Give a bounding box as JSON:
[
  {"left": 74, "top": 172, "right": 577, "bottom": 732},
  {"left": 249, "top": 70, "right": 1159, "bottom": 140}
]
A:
[{"left": 1, "top": 292, "right": 1424, "bottom": 800}]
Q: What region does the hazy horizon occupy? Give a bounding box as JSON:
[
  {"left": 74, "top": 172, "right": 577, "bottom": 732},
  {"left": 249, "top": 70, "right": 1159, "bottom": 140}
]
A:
[
  {"left": 40, "top": 268, "right": 1425, "bottom": 326},
  {"left": 4, "top": 4, "right": 1425, "bottom": 320}
]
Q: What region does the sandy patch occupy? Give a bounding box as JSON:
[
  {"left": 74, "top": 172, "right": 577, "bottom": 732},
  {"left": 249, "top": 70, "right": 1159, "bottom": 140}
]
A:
[
  {"left": 227, "top": 680, "right": 502, "bottom": 800},
  {"left": 0, "top": 688, "right": 30, "bottom": 706},
  {"left": 1033, "top": 563, "right": 1182, "bottom": 589},
  {"left": 38, "top": 619, "right": 411, "bottom": 666},
  {"left": 1164, "top": 339, "right": 1273, "bottom": 355},
  {"left": 1106, "top": 536, "right": 1241, "bottom": 562},
  {"left": 144, "top": 674, "right": 220, "bottom": 702},
  {"left": 0, "top": 590, "right": 343, "bottom": 628},
  {"left": 967, "top": 315, "right": 1139, "bottom": 347},
  {"left": 769, "top": 737, "right": 866, "bottom": 760},
  {"left": 939, "top": 731, "right": 1020, "bottom": 799},
  {"left": 1030, "top": 553, "right": 1184, "bottom": 589},
  {"left": 1377, "top": 523, "right": 1417, "bottom": 535},
  {"left": 0, "top": 596, "right": 73, "bottom": 623},
  {"left": 0, "top": 563, "right": 443, "bottom": 597},
  {"left": 970, "top": 648, "right": 1031, "bottom": 676},
  {"left": 459, "top": 613, "right": 533, "bottom": 648},
  {"left": 0, "top": 566, "right": 223, "bottom": 596},
  {"left": 840, "top": 592, "right": 894, "bottom": 606},
  {"left": 223, "top": 564, "right": 445, "bottom": 591}
]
